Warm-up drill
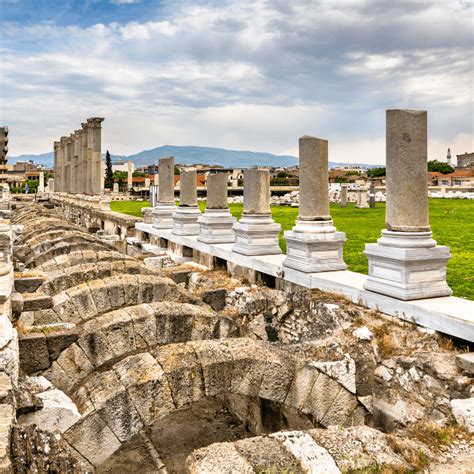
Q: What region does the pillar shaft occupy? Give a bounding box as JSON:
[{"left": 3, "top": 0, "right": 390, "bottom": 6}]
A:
[
  {"left": 127, "top": 160, "right": 133, "bottom": 191},
  {"left": 179, "top": 169, "right": 197, "bottom": 207},
  {"left": 243, "top": 168, "right": 270, "bottom": 214},
  {"left": 298, "top": 136, "right": 331, "bottom": 220},
  {"left": 88, "top": 118, "right": 104, "bottom": 195},
  {"left": 207, "top": 173, "right": 228, "bottom": 209},
  {"left": 386, "top": 109, "right": 429, "bottom": 232},
  {"left": 53, "top": 141, "right": 61, "bottom": 192},
  {"left": 158, "top": 157, "right": 175, "bottom": 203},
  {"left": 60, "top": 137, "right": 68, "bottom": 192}
]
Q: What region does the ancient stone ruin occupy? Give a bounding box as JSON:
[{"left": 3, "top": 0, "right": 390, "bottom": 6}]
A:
[{"left": 0, "top": 109, "right": 472, "bottom": 472}]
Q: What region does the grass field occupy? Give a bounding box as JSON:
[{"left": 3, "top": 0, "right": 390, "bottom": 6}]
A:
[{"left": 111, "top": 199, "right": 474, "bottom": 300}]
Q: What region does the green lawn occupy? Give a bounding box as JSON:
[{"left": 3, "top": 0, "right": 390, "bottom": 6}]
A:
[{"left": 111, "top": 199, "right": 474, "bottom": 300}]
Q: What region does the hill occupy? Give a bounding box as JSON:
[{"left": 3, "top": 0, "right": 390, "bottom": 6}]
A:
[{"left": 9, "top": 145, "right": 381, "bottom": 169}]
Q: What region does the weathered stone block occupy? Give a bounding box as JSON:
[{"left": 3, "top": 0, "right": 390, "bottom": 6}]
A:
[
  {"left": 19, "top": 332, "right": 51, "bottom": 374},
  {"left": 114, "top": 352, "right": 175, "bottom": 426},
  {"left": 64, "top": 412, "right": 121, "bottom": 468},
  {"left": 14, "top": 277, "right": 45, "bottom": 294},
  {"left": 202, "top": 288, "right": 226, "bottom": 311},
  {"left": 154, "top": 343, "right": 204, "bottom": 407}
]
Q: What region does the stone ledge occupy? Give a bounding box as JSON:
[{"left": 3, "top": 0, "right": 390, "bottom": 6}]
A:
[{"left": 135, "top": 222, "right": 474, "bottom": 342}]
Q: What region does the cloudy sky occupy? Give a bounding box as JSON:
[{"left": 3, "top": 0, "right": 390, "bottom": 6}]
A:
[{"left": 1, "top": 0, "right": 473, "bottom": 164}]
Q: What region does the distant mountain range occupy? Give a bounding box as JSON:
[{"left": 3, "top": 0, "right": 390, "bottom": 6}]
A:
[{"left": 8, "top": 145, "right": 382, "bottom": 169}]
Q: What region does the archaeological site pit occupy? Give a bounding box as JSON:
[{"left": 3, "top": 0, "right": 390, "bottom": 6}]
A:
[{"left": 0, "top": 111, "right": 473, "bottom": 473}]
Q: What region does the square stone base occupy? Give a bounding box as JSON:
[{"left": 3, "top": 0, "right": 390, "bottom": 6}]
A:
[
  {"left": 152, "top": 203, "right": 176, "bottom": 229},
  {"left": 283, "top": 230, "right": 347, "bottom": 273},
  {"left": 364, "top": 231, "right": 452, "bottom": 300},
  {"left": 232, "top": 214, "right": 281, "bottom": 256},
  {"left": 197, "top": 209, "right": 236, "bottom": 244},
  {"left": 172, "top": 206, "right": 201, "bottom": 236}
]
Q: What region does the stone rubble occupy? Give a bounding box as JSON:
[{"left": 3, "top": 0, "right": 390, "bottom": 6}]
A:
[{"left": 0, "top": 201, "right": 471, "bottom": 472}]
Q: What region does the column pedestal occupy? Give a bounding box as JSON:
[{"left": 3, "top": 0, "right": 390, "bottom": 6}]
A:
[
  {"left": 283, "top": 220, "right": 346, "bottom": 272},
  {"left": 364, "top": 230, "right": 452, "bottom": 300},
  {"left": 152, "top": 202, "right": 176, "bottom": 229},
  {"left": 356, "top": 188, "right": 369, "bottom": 208},
  {"left": 172, "top": 206, "right": 200, "bottom": 235},
  {"left": 232, "top": 213, "right": 281, "bottom": 256},
  {"left": 198, "top": 208, "right": 236, "bottom": 243}
]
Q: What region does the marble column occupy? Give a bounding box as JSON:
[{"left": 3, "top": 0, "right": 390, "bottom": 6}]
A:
[
  {"left": 60, "top": 137, "right": 68, "bottom": 193},
  {"left": 38, "top": 172, "right": 45, "bottom": 193},
  {"left": 152, "top": 157, "right": 176, "bottom": 229},
  {"left": 100, "top": 160, "right": 105, "bottom": 194},
  {"left": 65, "top": 136, "right": 73, "bottom": 194},
  {"left": 198, "top": 173, "right": 236, "bottom": 243},
  {"left": 72, "top": 131, "right": 80, "bottom": 194},
  {"left": 48, "top": 178, "right": 54, "bottom": 192},
  {"left": 53, "top": 141, "right": 61, "bottom": 193},
  {"left": 144, "top": 177, "right": 150, "bottom": 188},
  {"left": 81, "top": 123, "right": 89, "bottom": 194},
  {"left": 283, "top": 136, "right": 346, "bottom": 272},
  {"left": 369, "top": 184, "right": 376, "bottom": 208},
  {"left": 153, "top": 174, "right": 159, "bottom": 185},
  {"left": 127, "top": 160, "right": 133, "bottom": 191},
  {"left": 172, "top": 169, "right": 201, "bottom": 235},
  {"left": 356, "top": 186, "right": 369, "bottom": 208},
  {"left": 88, "top": 117, "right": 104, "bottom": 195},
  {"left": 76, "top": 129, "right": 85, "bottom": 194},
  {"left": 364, "top": 109, "right": 451, "bottom": 300},
  {"left": 232, "top": 168, "right": 281, "bottom": 255},
  {"left": 340, "top": 184, "right": 348, "bottom": 208}
]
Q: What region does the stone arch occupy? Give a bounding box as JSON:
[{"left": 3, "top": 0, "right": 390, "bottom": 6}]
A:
[
  {"left": 17, "top": 233, "right": 108, "bottom": 266},
  {"left": 31, "top": 274, "right": 200, "bottom": 325},
  {"left": 37, "top": 249, "right": 133, "bottom": 272},
  {"left": 26, "top": 241, "right": 110, "bottom": 268},
  {"left": 62, "top": 339, "right": 365, "bottom": 469},
  {"left": 37, "top": 260, "right": 156, "bottom": 296},
  {"left": 43, "top": 301, "right": 232, "bottom": 392}
]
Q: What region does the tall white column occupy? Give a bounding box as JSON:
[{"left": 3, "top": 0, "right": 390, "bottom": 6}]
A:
[
  {"left": 198, "top": 173, "right": 236, "bottom": 243},
  {"left": 127, "top": 160, "right": 133, "bottom": 192},
  {"left": 283, "top": 136, "right": 346, "bottom": 272},
  {"left": 152, "top": 156, "right": 176, "bottom": 229},
  {"left": 60, "top": 137, "right": 68, "bottom": 193},
  {"left": 88, "top": 117, "right": 104, "bottom": 196},
  {"left": 232, "top": 168, "right": 281, "bottom": 255},
  {"left": 172, "top": 169, "right": 201, "bottom": 235},
  {"left": 53, "top": 141, "right": 61, "bottom": 193},
  {"left": 364, "top": 109, "right": 451, "bottom": 300}
]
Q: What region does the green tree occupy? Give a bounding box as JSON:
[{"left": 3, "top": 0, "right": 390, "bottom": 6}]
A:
[
  {"left": 174, "top": 166, "right": 181, "bottom": 175},
  {"left": 367, "top": 167, "right": 386, "bottom": 178},
  {"left": 105, "top": 151, "right": 114, "bottom": 189},
  {"left": 113, "top": 171, "right": 128, "bottom": 189},
  {"left": 133, "top": 171, "right": 146, "bottom": 177},
  {"left": 427, "top": 160, "right": 454, "bottom": 174}
]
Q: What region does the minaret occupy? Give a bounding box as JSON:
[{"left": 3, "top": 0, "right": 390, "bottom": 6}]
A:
[{"left": 447, "top": 147, "right": 452, "bottom": 166}]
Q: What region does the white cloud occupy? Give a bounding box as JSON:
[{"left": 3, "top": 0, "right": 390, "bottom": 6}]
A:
[
  {"left": 110, "top": 0, "right": 140, "bottom": 4},
  {"left": 0, "top": 0, "right": 472, "bottom": 163}
]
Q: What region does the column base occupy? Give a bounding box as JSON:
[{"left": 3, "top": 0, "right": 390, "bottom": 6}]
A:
[
  {"left": 232, "top": 213, "right": 282, "bottom": 256},
  {"left": 172, "top": 206, "right": 201, "bottom": 236},
  {"left": 364, "top": 230, "right": 452, "bottom": 300},
  {"left": 197, "top": 208, "right": 236, "bottom": 243},
  {"left": 152, "top": 202, "right": 176, "bottom": 229},
  {"left": 283, "top": 220, "right": 347, "bottom": 272}
]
